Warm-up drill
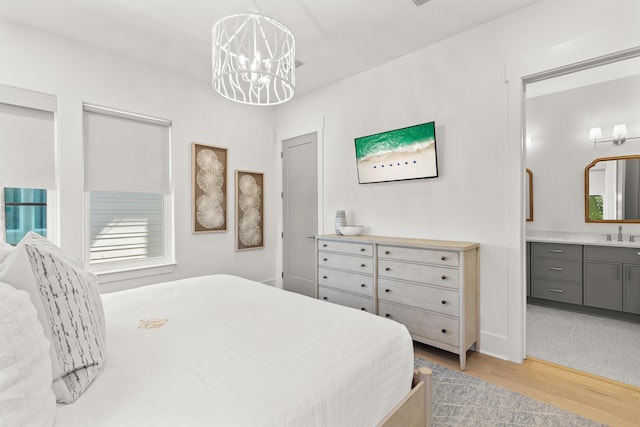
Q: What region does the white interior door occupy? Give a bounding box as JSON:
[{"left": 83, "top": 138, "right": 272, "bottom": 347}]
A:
[{"left": 283, "top": 132, "right": 318, "bottom": 297}]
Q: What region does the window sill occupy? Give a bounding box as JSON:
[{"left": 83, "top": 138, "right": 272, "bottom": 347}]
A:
[{"left": 94, "top": 262, "right": 176, "bottom": 284}]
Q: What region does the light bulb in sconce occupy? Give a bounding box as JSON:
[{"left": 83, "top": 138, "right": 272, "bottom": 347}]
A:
[
  {"left": 613, "top": 124, "right": 627, "bottom": 145},
  {"left": 589, "top": 127, "right": 602, "bottom": 143}
]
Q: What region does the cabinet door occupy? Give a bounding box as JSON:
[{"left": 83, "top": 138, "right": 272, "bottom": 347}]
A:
[
  {"left": 623, "top": 264, "right": 640, "bottom": 315},
  {"left": 583, "top": 261, "right": 622, "bottom": 311}
]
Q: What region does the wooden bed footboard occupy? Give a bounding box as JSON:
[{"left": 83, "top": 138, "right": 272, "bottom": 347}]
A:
[{"left": 376, "top": 367, "right": 433, "bottom": 427}]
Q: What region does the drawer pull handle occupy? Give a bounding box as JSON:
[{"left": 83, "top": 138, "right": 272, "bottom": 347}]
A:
[
  {"left": 441, "top": 256, "right": 447, "bottom": 261},
  {"left": 547, "top": 249, "right": 564, "bottom": 253},
  {"left": 360, "top": 263, "right": 366, "bottom": 268},
  {"left": 322, "top": 276, "right": 328, "bottom": 279},
  {"left": 441, "top": 275, "right": 447, "bottom": 280},
  {"left": 323, "top": 296, "right": 328, "bottom": 300},
  {"left": 548, "top": 289, "right": 564, "bottom": 293},
  {"left": 385, "top": 289, "right": 391, "bottom": 293},
  {"left": 441, "top": 300, "right": 447, "bottom": 305},
  {"left": 441, "top": 329, "right": 447, "bottom": 334},
  {"left": 323, "top": 258, "right": 328, "bottom": 262},
  {"left": 385, "top": 267, "right": 391, "bottom": 271},
  {"left": 385, "top": 250, "right": 391, "bottom": 255},
  {"left": 637, "top": 252, "right": 640, "bottom": 256},
  {"left": 361, "top": 284, "right": 366, "bottom": 288},
  {"left": 385, "top": 313, "right": 391, "bottom": 318},
  {"left": 360, "top": 248, "right": 366, "bottom": 252},
  {"left": 360, "top": 307, "right": 366, "bottom": 311},
  {"left": 547, "top": 267, "right": 563, "bottom": 271},
  {"left": 322, "top": 244, "right": 327, "bottom": 247}
]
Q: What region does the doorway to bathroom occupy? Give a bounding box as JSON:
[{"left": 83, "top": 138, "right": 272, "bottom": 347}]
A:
[{"left": 524, "top": 54, "right": 640, "bottom": 388}]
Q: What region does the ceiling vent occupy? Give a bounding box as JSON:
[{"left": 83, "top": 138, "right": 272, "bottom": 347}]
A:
[{"left": 412, "top": 0, "right": 432, "bottom": 6}]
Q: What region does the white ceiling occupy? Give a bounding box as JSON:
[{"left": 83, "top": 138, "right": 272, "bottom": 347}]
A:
[{"left": 0, "top": 0, "right": 544, "bottom": 98}]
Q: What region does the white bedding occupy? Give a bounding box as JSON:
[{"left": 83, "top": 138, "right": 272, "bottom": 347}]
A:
[{"left": 55, "top": 274, "right": 414, "bottom": 427}]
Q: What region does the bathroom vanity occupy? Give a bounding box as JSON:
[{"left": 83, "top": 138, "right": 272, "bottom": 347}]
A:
[{"left": 527, "top": 238, "right": 640, "bottom": 317}]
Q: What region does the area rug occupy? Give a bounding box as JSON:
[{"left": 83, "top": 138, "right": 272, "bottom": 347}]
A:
[{"left": 414, "top": 358, "right": 605, "bottom": 427}]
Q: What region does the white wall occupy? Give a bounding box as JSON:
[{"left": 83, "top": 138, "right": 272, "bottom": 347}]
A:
[
  {"left": 527, "top": 74, "right": 640, "bottom": 235},
  {"left": 275, "top": 0, "right": 640, "bottom": 361},
  {"left": 0, "top": 18, "right": 279, "bottom": 292}
]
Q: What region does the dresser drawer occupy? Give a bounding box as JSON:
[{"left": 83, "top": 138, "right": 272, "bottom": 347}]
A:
[
  {"left": 531, "top": 242, "right": 582, "bottom": 260},
  {"left": 584, "top": 245, "right": 640, "bottom": 264},
  {"left": 378, "top": 245, "right": 459, "bottom": 267},
  {"left": 379, "top": 301, "right": 459, "bottom": 348},
  {"left": 531, "top": 258, "right": 581, "bottom": 282},
  {"left": 317, "top": 240, "right": 373, "bottom": 256},
  {"left": 378, "top": 260, "right": 459, "bottom": 290},
  {"left": 318, "top": 252, "right": 373, "bottom": 274},
  {"left": 319, "top": 286, "right": 374, "bottom": 313},
  {"left": 318, "top": 267, "right": 374, "bottom": 297},
  {"left": 531, "top": 278, "right": 583, "bottom": 304},
  {"left": 378, "top": 278, "right": 459, "bottom": 317}
]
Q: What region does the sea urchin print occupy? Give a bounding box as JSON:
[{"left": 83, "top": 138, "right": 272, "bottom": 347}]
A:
[
  {"left": 239, "top": 175, "right": 260, "bottom": 196},
  {"left": 239, "top": 225, "right": 262, "bottom": 246},
  {"left": 196, "top": 167, "right": 224, "bottom": 193},
  {"left": 196, "top": 149, "right": 219, "bottom": 170},
  {"left": 193, "top": 144, "right": 227, "bottom": 232},
  {"left": 196, "top": 196, "right": 224, "bottom": 229},
  {"left": 236, "top": 172, "right": 263, "bottom": 249},
  {"left": 239, "top": 193, "right": 261, "bottom": 212}
]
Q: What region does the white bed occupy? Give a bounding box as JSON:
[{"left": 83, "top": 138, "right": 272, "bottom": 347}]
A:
[{"left": 54, "top": 274, "right": 418, "bottom": 427}]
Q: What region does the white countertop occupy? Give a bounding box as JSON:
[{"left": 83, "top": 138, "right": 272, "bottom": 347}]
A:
[{"left": 527, "top": 231, "right": 640, "bottom": 248}]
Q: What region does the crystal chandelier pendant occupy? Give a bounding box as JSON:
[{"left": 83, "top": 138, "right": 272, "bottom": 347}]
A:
[{"left": 212, "top": 3, "right": 295, "bottom": 106}]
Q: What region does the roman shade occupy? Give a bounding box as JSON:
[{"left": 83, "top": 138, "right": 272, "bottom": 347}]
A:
[
  {"left": 83, "top": 105, "right": 171, "bottom": 194},
  {"left": 0, "top": 84, "right": 56, "bottom": 189}
]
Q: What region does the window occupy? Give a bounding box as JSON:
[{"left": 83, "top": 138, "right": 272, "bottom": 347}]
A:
[
  {"left": 0, "top": 84, "right": 56, "bottom": 245},
  {"left": 89, "top": 192, "right": 163, "bottom": 264},
  {"left": 4, "top": 188, "right": 47, "bottom": 245},
  {"left": 83, "top": 104, "right": 173, "bottom": 275}
]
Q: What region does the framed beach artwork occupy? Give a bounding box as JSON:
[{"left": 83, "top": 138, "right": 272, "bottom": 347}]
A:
[
  {"left": 192, "top": 143, "right": 227, "bottom": 233},
  {"left": 235, "top": 170, "right": 264, "bottom": 251},
  {"left": 354, "top": 121, "right": 438, "bottom": 184}
]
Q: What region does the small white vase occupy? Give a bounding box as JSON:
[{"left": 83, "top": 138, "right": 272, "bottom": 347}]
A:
[{"left": 335, "top": 210, "right": 346, "bottom": 235}]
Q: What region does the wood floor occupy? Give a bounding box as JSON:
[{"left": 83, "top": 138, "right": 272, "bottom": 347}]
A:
[{"left": 414, "top": 342, "right": 640, "bottom": 427}]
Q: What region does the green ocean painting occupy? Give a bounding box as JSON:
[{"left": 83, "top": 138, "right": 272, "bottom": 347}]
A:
[
  {"left": 355, "top": 121, "right": 437, "bottom": 184},
  {"left": 355, "top": 122, "right": 435, "bottom": 160}
]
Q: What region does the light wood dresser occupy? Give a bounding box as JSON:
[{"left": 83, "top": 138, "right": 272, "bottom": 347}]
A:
[{"left": 316, "top": 234, "right": 479, "bottom": 370}]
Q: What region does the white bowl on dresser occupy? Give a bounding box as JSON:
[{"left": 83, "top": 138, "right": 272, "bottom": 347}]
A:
[{"left": 339, "top": 226, "right": 364, "bottom": 236}]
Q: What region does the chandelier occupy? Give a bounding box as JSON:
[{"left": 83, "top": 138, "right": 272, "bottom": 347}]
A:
[{"left": 211, "top": 1, "right": 295, "bottom": 106}]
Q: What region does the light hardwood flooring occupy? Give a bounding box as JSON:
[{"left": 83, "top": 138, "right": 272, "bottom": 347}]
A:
[{"left": 414, "top": 342, "right": 640, "bottom": 427}]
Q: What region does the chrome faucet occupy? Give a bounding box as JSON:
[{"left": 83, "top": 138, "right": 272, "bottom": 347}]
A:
[{"left": 618, "top": 225, "right": 623, "bottom": 242}]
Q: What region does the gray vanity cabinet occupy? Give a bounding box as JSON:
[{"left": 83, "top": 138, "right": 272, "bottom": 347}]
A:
[
  {"left": 529, "top": 241, "right": 640, "bottom": 316},
  {"left": 530, "top": 243, "right": 582, "bottom": 304},
  {"left": 583, "top": 261, "right": 622, "bottom": 311},
  {"left": 623, "top": 264, "right": 640, "bottom": 314},
  {"left": 583, "top": 246, "right": 640, "bottom": 314}
]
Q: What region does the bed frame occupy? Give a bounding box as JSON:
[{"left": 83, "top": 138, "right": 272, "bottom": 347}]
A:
[{"left": 377, "top": 367, "right": 433, "bottom": 427}]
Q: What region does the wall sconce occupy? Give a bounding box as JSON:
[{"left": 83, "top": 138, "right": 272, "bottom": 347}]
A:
[
  {"left": 590, "top": 124, "right": 638, "bottom": 147},
  {"left": 612, "top": 124, "right": 627, "bottom": 145}
]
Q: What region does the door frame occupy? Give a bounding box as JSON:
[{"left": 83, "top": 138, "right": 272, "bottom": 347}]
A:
[{"left": 506, "top": 29, "right": 640, "bottom": 363}]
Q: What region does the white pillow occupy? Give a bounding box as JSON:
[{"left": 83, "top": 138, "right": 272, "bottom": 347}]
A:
[
  {"left": 0, "top": 241, "right": 12, "bottom": 270},
  {"left": 0, "top": 233, "right": 105, "bottom": 403},
  {"left": 0, "top": 281, "right": 56, "bottom": 427}
]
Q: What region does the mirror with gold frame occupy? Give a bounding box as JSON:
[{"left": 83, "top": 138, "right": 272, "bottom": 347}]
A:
[
  {"left": 585, "top": 155, "right": 640, "bottom": 223},
  {"left": 526, "top": 168, "right": 533, "bottom": 222}
]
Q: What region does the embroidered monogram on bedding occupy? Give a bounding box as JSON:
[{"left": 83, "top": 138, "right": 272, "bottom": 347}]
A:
[{"left": 138, "top": 318, "right": 169, "bottom": 329}]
